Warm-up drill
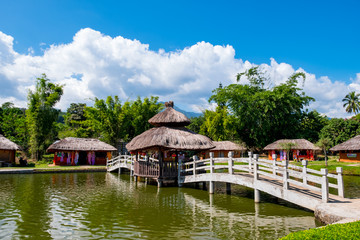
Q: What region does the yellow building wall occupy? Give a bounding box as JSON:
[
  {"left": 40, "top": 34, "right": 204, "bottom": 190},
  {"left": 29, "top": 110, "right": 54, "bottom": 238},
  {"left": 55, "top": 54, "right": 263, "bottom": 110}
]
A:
[{"left": 339, "top": 151, "right": 360, "bottom": 162}]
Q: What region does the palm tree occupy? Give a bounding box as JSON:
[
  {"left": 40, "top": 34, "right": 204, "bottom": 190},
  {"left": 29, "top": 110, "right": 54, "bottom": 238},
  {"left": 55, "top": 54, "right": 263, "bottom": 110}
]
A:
[{"left": 342, "top": 91, "right": 360, "bottom": 114}]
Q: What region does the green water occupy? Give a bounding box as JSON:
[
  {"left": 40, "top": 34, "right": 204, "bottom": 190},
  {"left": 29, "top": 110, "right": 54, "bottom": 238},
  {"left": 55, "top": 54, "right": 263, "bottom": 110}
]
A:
[{"left": 0, "top": 172, "right": 338, "bottom": 239}]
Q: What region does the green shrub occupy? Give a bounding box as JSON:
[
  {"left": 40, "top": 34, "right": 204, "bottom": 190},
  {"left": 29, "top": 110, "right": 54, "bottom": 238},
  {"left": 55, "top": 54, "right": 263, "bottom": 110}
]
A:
[{"left": 280, "top": 221, "right": 360, "bottom": 240}]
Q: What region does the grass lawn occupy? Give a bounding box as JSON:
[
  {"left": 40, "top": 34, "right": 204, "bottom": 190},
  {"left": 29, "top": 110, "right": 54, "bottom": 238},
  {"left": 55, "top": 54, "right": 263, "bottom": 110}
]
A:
[
  {"left": 291, "top": 157, "right": 360, "bottom": 175},
  {"left": 280, "top": 221, "right": 360, "bottom": 240}
]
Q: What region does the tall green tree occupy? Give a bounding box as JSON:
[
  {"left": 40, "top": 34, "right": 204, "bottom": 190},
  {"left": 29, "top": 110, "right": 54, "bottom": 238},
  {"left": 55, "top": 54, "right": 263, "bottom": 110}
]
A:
[
  {"left": 85, "top": 96, "right": 162, "bottom": 145},
  {"left": 26, "top": 74, "right": 64, "bottom": 160},
  {"left": 0, "top": 102, "right": 28, "bottom": 148},
  {"left": 319, "top": 118, "right": 360, "bottom": 147},
  {"left": 209, "top": 68, "right": 313, "bottom": 149},
  {"left": 299, "top": 110, "right": 329, "bottom": 143},
  {"left": 342, "top": 91, "right": 360, "bottom": 114}
]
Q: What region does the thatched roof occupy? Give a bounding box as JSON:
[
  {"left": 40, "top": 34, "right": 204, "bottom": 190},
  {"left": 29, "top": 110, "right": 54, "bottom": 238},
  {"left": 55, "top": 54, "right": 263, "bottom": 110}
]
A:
[
  {"left": 47, "top": 137, "right": 117, "bottom": 152},
  {"left": 0, "top": 134, "right": 21, "bottom": 150},
  {"left": 148, "top": 101, "right": 190, "bottom": 127},
  {"left": 330, "top": 135, "right": 360, "bottom": 151},
  {"left": 211, "top": 141, "right": 246, "bottom": 151},
  {"left": 126, "top": 126, "right": 215, "bottom": 151},
  {"left": 263, "top": 139, "right": 321, "bottom": 151}
]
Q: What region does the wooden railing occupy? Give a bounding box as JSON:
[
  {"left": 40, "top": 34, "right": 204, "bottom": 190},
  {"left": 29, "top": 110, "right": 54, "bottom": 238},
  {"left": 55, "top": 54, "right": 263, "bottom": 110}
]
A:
[
  {"left": 107, "top": 155, "right": 178, "bottom": 179},
  {"left": 181, "top": 152, "right": 344, "bottom": 203}
]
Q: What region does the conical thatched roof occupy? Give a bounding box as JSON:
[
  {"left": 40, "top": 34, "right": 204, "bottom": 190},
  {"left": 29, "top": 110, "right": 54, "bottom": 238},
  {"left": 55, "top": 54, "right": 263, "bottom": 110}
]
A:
[
  {"left": 47, "top": 137, "right": 117, "bottom": 152},
  {"left": 126, "top": 127, "right": 214, "bottom": 151},
  {"left": 0, "top": 134, "right": 21, "bottom": 150},
  {"left": 212, "top": 141, "right": 246, "bottom": 151},
  {"left": 330, "top": 135, "right": 360, "bottom": 151},
  {"left": 148, "top": 101, "right": 190, "bottom": 127},
  {"left": 263, "top": 139, "right": 320, "bottom": 151}
]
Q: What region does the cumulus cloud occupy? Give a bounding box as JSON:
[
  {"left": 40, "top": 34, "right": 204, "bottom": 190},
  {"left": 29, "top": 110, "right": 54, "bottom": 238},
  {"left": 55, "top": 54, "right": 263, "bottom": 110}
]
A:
[{"left": 0, "top": 28, "right": 358, "bottom": 118}]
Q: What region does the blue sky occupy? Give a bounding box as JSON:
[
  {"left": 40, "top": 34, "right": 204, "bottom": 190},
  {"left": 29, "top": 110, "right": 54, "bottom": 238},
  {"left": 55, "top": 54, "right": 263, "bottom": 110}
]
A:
[{"left": 0, "top": 0, "right": 359, "bottom": 117}]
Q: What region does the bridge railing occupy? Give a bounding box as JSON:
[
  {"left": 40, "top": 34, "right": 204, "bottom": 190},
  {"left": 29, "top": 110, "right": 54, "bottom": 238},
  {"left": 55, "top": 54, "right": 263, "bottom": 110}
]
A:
[{"left": 180, "top": 151, "right": 344, "bottom": 203}]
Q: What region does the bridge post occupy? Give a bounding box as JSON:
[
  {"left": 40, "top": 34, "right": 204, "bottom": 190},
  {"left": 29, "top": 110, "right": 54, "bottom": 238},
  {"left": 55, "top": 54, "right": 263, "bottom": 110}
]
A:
[
  {"left": 209, "top": 152, "right": 215, "bottom": 194},
  {"left": 248, "top": 151, "right": 253, "bottom": 173},
  {"left": 321, "top": 168, "right": 329, "bottom": 203},
  {"left": 272, "top": 154, "right": 277, "bottom": 175},
  {"left": 193, "top": 155, "right": 198, "bottom": 176},
  {"left": 336, "top": 167, "right": 344, "bottom": 198},
  {"left": 302, "top": 160, "right": 308, "bottom": 185},
  {"left": 178, "top": 159, "right": 183, "bottom": 187},
  {"left": 253, "top": 154, "right": 260, "bottom": 203},
  {"left": 283, "top": 160, "right": 289, "bottom": 190},
  {"left": 228, "top": 151, "right": 234, "bottom": 174}
]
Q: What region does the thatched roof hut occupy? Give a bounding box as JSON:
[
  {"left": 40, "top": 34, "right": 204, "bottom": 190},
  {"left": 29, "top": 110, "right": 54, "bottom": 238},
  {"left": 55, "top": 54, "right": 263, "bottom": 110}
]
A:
[
  {"left": 126, "top": 101, "right": 214, "bottom": 152},
  {"left": 47, "top": 137, "right": 117, "bottom": 152},
  {"left": 264, "top": 139, "right": 320, "bottom": 151},
  {"left": 330, "top": 135, "right": 360, "bottom": 151},
  {"left": 148, "top": 101, "right": 190, "bottom": 127},
  {"left": 212, "top": 141, "right": 246, "bottom": 151},
  {"left": 0, "top": 134, "right": 21, "bottom": 150}
]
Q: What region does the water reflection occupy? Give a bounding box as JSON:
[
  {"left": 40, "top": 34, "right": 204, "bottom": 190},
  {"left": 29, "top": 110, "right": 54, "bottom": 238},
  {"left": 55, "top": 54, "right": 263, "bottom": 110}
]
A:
[{"left": 0, "top": 172, "right": 328, "bottom": 239}]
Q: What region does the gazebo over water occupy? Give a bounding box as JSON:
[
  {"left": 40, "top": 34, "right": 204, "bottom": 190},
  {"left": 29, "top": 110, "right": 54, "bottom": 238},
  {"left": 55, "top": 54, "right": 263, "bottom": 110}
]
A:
[{"left": 126, "top": 101, "right": 214, "bottom": 186}]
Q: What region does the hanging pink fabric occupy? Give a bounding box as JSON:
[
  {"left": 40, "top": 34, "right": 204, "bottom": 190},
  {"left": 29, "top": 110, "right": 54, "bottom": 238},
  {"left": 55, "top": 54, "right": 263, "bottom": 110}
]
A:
[
  {"left": 60, "top": 152, "right": 64, "bottom": 162},
  {"left": 74, "top": 152, "right": 79, "bottom": 165},
  {"left": 87, "top": 152, "right": 92, "bottom": 165},
  {"left": 91, "top": 152, "right": 96, "bottom": 165}
]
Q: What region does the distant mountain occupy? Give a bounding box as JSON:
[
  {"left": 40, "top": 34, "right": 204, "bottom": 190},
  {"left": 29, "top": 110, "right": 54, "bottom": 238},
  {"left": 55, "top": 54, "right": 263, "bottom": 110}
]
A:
[{"left": 160, "top": 102, "right": 202, "bottom": 118}]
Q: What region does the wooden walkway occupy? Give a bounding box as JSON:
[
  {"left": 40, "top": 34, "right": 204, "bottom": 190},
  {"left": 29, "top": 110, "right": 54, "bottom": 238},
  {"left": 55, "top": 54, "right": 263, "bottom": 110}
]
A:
[{"left": 107, "top": 153, "right": 347, "bottom": 211}]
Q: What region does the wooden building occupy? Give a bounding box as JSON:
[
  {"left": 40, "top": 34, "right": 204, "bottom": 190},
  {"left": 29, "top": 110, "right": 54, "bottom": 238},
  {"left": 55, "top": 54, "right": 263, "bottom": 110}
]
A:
[
  {"left": 263, "top": 139, "right": 320, "bottom": 161},
  {"left": 0, "top": 134, "right": 21, "bottom": 166},
  {"left": 126, "top": 101, "right": 214, "bottom": 186},
  {"left": 47, "top": 137, "right": 117, "bottom": 166},
  {"left": 330, "top": 135, "right": 360, "bottom": 162},
  {"left": 204, "top": 141, "right": 246, "bottom": 158}
]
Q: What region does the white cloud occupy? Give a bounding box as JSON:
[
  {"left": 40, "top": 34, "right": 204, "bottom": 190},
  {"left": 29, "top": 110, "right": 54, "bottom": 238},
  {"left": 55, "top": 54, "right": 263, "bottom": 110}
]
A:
[{"left": 0, "top": 28, "right": 358, "bottom": 118}]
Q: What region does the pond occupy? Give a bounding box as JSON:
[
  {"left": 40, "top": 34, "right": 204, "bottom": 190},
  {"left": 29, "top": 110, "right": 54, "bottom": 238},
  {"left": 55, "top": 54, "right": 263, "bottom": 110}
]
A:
[{"left": 1, "top": 172, "right": 358, "bottom": 239}]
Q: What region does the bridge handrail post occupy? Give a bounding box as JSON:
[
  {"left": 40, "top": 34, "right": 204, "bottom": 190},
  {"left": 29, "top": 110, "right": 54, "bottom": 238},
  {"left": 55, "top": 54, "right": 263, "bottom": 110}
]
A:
[
  {"left": 321, "top": 168, "right": 329, "bottom": 203},
  {"left": 253, "top": 154, "right": 259, "bottom": 180},
  {"left": 283, "top": 160, "right": 289, "bottom": 189},
  {"left": 336, "top": 167, "right": 344, "bottom": 198},
  {"left": 302, "top": 160, "right": 308, "bottom": 185},
  {"left": 272, "top": 154, "right": 277, "bottom": 175},
  {"left": 193, "top": 155, "right": 198, "bottom": 176},
  {"left": 210, "top": 152, "right": 214, "bottom": 174},
  {"left": 248, "top": 151, "right": 253, "bottom": 173},
  {"left": 178, "top": 159, "right": 183, "bottom": 187},
  {"left": 228, "top": 151, "right": 234, "bottom": 175}
]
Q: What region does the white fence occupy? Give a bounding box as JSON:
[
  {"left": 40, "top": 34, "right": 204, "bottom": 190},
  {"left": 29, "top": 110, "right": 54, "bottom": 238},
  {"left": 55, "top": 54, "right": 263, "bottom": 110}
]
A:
[{"left": 181, "top": 151, "right": 344, "bottom": 203}]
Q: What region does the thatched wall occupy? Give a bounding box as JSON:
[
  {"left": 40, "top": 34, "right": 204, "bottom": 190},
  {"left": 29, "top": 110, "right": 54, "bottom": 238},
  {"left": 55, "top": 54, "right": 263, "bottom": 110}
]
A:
[
  {"left": 263, "top": 139, "right": 320, "bottom": 151},
  {"left": 47, "top": 137, "right": 117, "bottom": 152}
]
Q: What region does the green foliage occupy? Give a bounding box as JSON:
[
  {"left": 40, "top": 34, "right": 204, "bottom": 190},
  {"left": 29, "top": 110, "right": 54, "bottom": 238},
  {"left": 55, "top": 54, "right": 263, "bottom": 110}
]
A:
[
  {"left": 316, "top": 138, "right": 332, "bottom": 166},
  {"left": 320, "top": 118, "right": 360, "bottom": 147},
  {"left": 26, "top": 74, "right": 64, "bottom": 160},
  {"left": 187, "top": 115, "right": 205, "bottom": 134},
  {"left": 0, "top": 102, "right": 28, "bottom": 149},
  {"left": 299, "top": 110, "right": 329, "bottom": 143},
  {"left": 280, "top": 221, "right": 360, "bottom": 240},
  {"left": 84, "top": 96, "right": 162, "bottom": 145},
  {"left": 209, "top": 68, "right": 313, "bottom": 149},
  {"left": 342, "top": 91, "right": 360, "bottom": 114},
  {"left": 199, "top": 106, "right": 236, "bottom": 141}
]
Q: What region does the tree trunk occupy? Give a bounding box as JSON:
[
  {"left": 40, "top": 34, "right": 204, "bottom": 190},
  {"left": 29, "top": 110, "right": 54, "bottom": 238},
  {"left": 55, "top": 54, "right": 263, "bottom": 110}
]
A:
[{"left": 324, "top": 149, "right": 328, "bottom": 167}]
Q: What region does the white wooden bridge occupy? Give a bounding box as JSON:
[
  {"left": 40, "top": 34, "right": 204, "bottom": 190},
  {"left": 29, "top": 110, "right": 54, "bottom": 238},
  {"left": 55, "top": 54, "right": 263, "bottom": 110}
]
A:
[{"left": 107, "top": 152, "right": 346, "bottom": 211}]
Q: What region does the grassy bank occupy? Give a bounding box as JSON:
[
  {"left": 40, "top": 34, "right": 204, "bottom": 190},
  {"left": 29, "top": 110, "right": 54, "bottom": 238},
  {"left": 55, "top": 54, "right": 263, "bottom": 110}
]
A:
[
  {"left": 292, "top": 157, "right": 360, "bottom": 175},
  {"left": 280, "top": 221, "right": 360, "bottom": 240}
]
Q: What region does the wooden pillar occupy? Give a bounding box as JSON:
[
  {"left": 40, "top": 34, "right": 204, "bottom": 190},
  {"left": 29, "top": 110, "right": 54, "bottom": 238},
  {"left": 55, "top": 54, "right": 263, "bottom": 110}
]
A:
[{"left": 226, "top": 183, "right": 231, "bottom": 195}]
